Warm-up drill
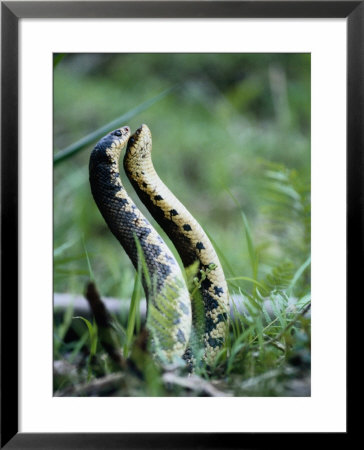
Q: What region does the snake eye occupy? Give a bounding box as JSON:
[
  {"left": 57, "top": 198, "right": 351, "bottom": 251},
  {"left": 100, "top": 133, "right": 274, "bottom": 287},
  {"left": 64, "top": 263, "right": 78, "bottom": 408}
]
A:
[{"left": 114, "top": 130, "right": 122, "bottom": 137}]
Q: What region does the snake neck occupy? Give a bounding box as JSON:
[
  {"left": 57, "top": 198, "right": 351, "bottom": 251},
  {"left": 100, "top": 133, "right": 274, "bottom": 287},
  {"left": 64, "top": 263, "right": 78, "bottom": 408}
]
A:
[
  {"left": 89, "top": 156, "right": 147, "bottom": 279},
  {"left": 90, "top": 155, "right": 181, "bottom": 301},
  {"left": 124, "top": 148, "right": 155, "bottom": 184},
  {"left": 124, "top": 152, "right": 215, "bottom": 270},
  {"left": 124, "top": 150, "right": 228, "bottom": 284}
]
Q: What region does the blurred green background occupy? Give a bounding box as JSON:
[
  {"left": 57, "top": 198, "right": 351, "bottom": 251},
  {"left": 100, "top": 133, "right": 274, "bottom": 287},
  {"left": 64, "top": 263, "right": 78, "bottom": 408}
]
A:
[{"left": 54, "top": 53, "right": 310, "bottom": 301}]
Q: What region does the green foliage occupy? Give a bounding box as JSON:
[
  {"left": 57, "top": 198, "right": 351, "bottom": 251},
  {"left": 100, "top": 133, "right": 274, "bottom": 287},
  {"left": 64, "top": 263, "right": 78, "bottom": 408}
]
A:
[
  {"left": 53, "top": 53, "right": 66, "bottom": 68},
  {"left": 73, "top": 316, "right": 98, "bottom": 381},
  {"left": 241, "top": 211, "right": 260, "bottom": 282},
  {"left": 123, "top": 271, "right": 142, "bottom": 357},
  {"left": 54, "top": 300, "right": 74, "bottom": 355},
  {"left": 53, "top": 53, "right": 310, "bottom": 396},
  {"left": 54, "top": 88, "right": 174, "bottom": 165},
  {"left": 262, "top": 260, "right": 295, "bottom": 293}
]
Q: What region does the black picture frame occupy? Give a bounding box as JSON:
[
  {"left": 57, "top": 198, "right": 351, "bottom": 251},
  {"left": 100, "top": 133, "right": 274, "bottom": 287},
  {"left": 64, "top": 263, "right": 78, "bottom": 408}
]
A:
[{"left": 1, "top": 1, "right": 357, "bottom": 448}]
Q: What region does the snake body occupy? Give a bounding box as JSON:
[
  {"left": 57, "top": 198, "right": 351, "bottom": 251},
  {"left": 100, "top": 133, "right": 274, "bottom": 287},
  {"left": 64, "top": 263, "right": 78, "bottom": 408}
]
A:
[
  {"left": 124, "top": 124, "right": 229, "bottom": 364},
  {"left": 89, "top": 126, "right": 192, "bottom": 363}
]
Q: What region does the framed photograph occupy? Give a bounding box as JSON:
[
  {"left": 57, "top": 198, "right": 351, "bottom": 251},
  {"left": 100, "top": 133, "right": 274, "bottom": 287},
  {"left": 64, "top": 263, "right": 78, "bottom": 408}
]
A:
[{"left": 1, "top": 1, "right": 357, "bottom": 447}]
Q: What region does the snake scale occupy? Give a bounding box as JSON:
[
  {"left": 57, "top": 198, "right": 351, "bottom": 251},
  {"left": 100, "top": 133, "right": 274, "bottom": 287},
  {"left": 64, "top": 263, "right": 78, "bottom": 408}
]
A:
[{"left": 89, "top": 124, "right": 229, "bottom": 366}]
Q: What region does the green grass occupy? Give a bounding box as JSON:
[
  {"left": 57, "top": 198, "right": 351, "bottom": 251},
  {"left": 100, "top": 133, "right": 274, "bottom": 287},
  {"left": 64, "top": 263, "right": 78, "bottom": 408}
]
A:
[
  {"left": 53, "top": 53, "right": 310, "bottom": 396},
  {"left": 53, "top": 208, "right": 310, "bottom": 396}
]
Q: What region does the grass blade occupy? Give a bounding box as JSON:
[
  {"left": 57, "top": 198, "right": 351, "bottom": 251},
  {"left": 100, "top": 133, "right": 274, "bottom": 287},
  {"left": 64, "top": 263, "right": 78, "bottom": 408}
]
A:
[
  {"left": 53, "top": 53, "right": 66, "bottom": 68},
  {"left": 227, "top": 276, "right": 266, "bottom": 291},
  {"left": 222, "top": 187, "right": 258, "bottom": 280},
  {"left": 124, "top": 269, "right": 143, "bottom": 357},
  {"left": 81, "top": 235, "right": 95, "bottom": 282},
  {"left": 205, "top": 230, "right": 237, "bottom": 279},
  {"left": 133, "top": 234, "right": 152, "bottom": 290},
  {"left": 241, "top": 212, "right": 258, "bottom": 280},
  {"left": 54, "top": 87, "right": 175, "bottom": 165},
  {"left": 73, "top": 316, "right": 98, "bottom": 381},
  {"left": 287, "top": 256, "right": 311, "bottom": 296},
  {"left": 54, "top": 300, "right": 74, "bottom": 355}
]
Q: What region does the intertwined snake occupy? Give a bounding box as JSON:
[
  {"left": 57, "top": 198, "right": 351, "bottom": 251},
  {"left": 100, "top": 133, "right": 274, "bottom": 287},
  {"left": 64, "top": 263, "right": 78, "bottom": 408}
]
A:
[{"left": 89, "top": 124, "right": 229, "bottom": 366}]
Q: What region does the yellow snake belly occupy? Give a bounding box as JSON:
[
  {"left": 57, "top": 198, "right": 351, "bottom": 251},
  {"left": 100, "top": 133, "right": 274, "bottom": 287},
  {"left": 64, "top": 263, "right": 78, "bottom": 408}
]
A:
[
  {"left": 123, "top": 124, "right": 229, "bottom": 364},
  {"left": 89, "top": 126, "right": 192, "bottom": 364}
]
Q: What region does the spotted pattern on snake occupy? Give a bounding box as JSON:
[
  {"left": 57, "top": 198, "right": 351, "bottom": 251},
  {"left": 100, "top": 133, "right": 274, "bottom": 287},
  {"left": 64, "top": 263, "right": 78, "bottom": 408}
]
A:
[
  {"left": 89, "top": 126, "right": 192, "bottom": 364},
  {"left": 124, "top": 124, "right": 229, "bottom": 364}
]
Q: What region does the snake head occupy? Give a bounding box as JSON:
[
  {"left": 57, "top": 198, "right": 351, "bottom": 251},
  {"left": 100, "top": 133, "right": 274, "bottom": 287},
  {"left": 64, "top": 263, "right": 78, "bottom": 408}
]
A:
[
  {"left": 125, "top": 124, "right": 152, "bottom": 160},
  {"left": 91, "top": 126, "right": 131, "bottom": 165}
]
